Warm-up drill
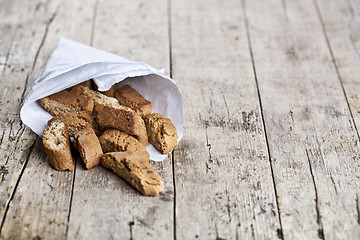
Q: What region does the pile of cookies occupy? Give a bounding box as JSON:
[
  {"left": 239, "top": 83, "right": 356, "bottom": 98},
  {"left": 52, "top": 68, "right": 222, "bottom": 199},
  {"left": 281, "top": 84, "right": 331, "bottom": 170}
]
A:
[{"left": 40, "top": 80, "right": 178, "bottom": 196}]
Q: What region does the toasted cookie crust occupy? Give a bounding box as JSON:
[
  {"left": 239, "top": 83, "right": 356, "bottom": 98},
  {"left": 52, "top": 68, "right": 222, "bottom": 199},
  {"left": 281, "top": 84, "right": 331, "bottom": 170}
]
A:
[
  {"left": 93, "top": 103, "right": 148, "bottom": 146},
  {"left": 114, "top": 85, "right": 152, "bottom": 117},
  {"left": 43, "top": 120, "right": 74, "bottom": 171},
  {"left": 101, "top": 152, "right": 163, "bottom": 196},
  {"left": 99, "top": 129, "right": 150, "bottom": 160},
  {"left": 144, "top": 113, "right": 178, "bottom": 154},
  {"left": 73, "top": 128, "right": 103, "bottom": 169}
]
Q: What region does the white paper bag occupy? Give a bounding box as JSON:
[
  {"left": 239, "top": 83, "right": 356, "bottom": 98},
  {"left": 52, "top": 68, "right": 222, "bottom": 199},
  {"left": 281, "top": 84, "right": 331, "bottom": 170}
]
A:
[{"left": 20, "top": 38, "right": 183, "bottom": 161}]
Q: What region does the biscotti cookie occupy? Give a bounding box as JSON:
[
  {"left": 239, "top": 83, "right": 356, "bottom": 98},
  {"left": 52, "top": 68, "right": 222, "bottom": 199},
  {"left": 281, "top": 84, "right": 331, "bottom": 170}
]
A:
[
  {"left": 93, "top": 103, "right": 148, "bottom": 146},
  {"left": 144, "top": 113, "right": 178, "bottom": 154},
  {"left": 78, "top": 80, "right": 93, "bottom": 89},
  {"left": 101, "top": 152, "right": 163, "bottom": 196},
  {"left": 73, "top": 128, "right": 103, "bottom": 169},
  {"left": 68, "top": 80, "right": 93, "bottom": 90},
  {"left": 40, "top": 87, "right": 94, "bottom": 116},
  {"left": 96, "top": 84, "right": 116, "bottom": 97},
  {"left": 43, "top": 120, "right": 74, "bottom": 171},
  {"left": 99, "top": 129, "right": 150, "bottom": 160},
  {"left": 76, "top": 85, "right": 120, "bottom": 108},
  {"left": 114, "top": 85, "right": 152, "bottom": 117},
  {"left": 48, "top": 111, "right": 102, "bottom": 137}
]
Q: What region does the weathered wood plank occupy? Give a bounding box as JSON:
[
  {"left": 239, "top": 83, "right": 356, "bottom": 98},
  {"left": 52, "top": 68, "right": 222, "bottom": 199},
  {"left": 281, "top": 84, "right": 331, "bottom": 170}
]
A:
[
  {"left": 314, "top": 0, "right": 360, "bottom": 236},
  {"left": 245, "top": 0, "right": 360, "bottom": 238},
  {"left": 0, "top": 140, "right": 74, "bottom": 240},
  {"left": 0, "top": 0, "right": 54, "bottom": 225},
  {"left": 66, "top": 0, "right": 174, "bottom": 239},
  {"left": 0, "top": 0, "right": 97, "bottom": 238},
  {"left": 171, "top": 0, "right": 281, "bottom": 239}
]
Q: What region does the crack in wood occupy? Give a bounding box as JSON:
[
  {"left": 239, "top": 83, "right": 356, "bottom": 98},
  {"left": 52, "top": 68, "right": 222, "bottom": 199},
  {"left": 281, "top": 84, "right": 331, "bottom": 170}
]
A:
[
  {"left": 214, "top": 222, "right": 226, "bottom": 240},
  {"left": 0, "top": 166, "right": 9, "bottom": 184},
  {"left": 205, "top": 126, "right": 213, "bottom": 174},
  {"left": 90, "top": 0, "right": 99, "bottom": 46},
  {"left": 225, "top": 189, "right": 231, "bottom": 223},
  {"left": 7, "top": 119, "right": 15, "bottom": 142},
  {"left": 0, "top": 129, "right": 6, "bottom": 146},
  {"left": 305, "top": 149, "right": 325, "bottom": 240},
  {"left": 5, "top": 121, "right": 28, "bottom": 169},
  {"left": 65, "top": 158, "right": 77, "bottom": 240},
  {"left": 241, "top": 0, "right": 284, "bottom": 238},
  {"left": 171, "top": 151, "right": 177, "bottom": 240},
  {"left": 222, "top": 94, "right": 230, "bottom": 119},
  {"left": 168, "top": 0, "right": 175, "bottom": 235},
  {"left": 31, "top": 11, "right": 57, "bottom": 73},
  {"left": 329, "top": 173, "right": 338, "bottom": 194},
  {"left": 0, "top": 137, "right": 38, "bottom": 234},
  {"left": 129, "top": 217, "right": 134, "bottom": 240},
  {"left": 20, "top": 74, "right": 30, "bottom": 105},
  {"left": 356, "top": 194, "right": 360, "bottom": 225},
  {"left": 17, "top": 9, "right": 58, "bottom": 107},
  {"left": 289, "top": 109, "right": 294, "bottom": 123}
]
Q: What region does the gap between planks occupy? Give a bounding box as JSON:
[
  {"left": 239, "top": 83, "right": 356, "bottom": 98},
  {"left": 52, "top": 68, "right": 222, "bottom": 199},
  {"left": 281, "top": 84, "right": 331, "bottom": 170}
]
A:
[
  {"left": 168, "top": 0, "right": 176, "bottom": 239},
  {"left": 241, "top": 0, "right": 284, "bottom": 238}
]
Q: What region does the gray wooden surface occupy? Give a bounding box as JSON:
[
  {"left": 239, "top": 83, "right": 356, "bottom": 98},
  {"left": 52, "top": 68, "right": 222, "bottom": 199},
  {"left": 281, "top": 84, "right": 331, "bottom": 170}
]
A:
[{"left": 1, "top": 0, "right": 360, "bottom": 239}]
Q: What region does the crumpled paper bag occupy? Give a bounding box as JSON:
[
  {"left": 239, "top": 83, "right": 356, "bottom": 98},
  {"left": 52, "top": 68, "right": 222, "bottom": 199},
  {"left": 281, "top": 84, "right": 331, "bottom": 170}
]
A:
[{"left": 20, "top": 38, "right": 183, "bottom": 161}]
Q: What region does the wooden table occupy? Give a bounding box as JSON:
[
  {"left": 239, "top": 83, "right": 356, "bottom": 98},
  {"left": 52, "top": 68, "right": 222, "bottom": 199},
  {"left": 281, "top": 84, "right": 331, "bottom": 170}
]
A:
[{"left": 1, "top": 0, "right": 360, "bottom": 239}]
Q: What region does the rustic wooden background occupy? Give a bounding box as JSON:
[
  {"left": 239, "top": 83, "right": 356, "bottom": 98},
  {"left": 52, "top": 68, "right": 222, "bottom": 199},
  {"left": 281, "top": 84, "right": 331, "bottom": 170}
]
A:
[{"left": 1, "top": 0, "right": 360, "bottom": 239}]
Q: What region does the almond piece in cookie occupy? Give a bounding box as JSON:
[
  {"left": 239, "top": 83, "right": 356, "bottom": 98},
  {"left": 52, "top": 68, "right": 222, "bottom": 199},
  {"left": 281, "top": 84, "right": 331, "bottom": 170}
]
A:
[
  {"left": 73, "top": 128, "right": 103, "bottom": 169},
  {"left": 99, "top": 129, "right": 150, "bottom": 160},
  {"left": 101, "top": 152, "right": 163, "bottom": 196},
  {"left": 93, "top": 103, "right": 148, "bottom": 146},
  {"left": 48, "top": 111, "right": 102, "bottom": 137},
  {"left": 40, "top": 87, "right": 94, "bottom": 116},
  {"left": 144, "top": 113, "right": 178, "bottom": 154},
  {"left": 114, "top": 85, "right": 152, "bottom": 117},
  {"left": 43, "top": 120, "right": 74, "bottom": 171}
]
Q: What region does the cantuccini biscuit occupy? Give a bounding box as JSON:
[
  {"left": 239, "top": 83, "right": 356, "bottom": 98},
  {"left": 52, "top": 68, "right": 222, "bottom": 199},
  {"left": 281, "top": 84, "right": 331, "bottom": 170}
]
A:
[
  {"left": 97, "top": 84, "right": 116, "bottom": 97},
  {"left": 114, "top": 85, "right": 152, "bottom": 117},
  {"left": 73, "top": 128, "right": 103, "bottom": 169},
  {"left": 43, "top": 120, "right": 74, "bottom": 171},
  {"left": 101, "top": 152, "right": 163, "bottom": 196},
  {"left": 80, "top": 80, "right": 93, "bottom": 89},
  {"left": 40, "top": 87, "right": 94, "bottom": 116},
  {"left": 93, "top": 103, "right": 148, "bottom": 146},
  {"left": 76, "top": 85, "right": 120, "bottom": 108},
  {"left": 99, "top": 129, "right": 150, "bottom": 160},
  {"left": 144, "top": 113, "right": 178, "bottom": 154},
  {"left": 48, "top": 111, "right": 102, "bottom": 137},
  {"left": 67, "top": 80, "right": 93, "bottom": 90}
]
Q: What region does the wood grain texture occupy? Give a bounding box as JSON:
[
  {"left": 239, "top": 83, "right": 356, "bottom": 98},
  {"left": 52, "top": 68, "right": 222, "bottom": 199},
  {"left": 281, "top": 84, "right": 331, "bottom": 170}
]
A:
[
  {"left": 66, "top": 0, "right": 174, "bottom": 239},
  {"left": 1, "top": 0, "right": 360, "bottom": 239},
  {"left": 0, "top": 0, "right": 96, "bottom": 238},
  {"left": 245, "top": 0, "right": 360, "bottom": 238},
  {"left": 171, "top": 0, "right": 281, "bottom": 239}
]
